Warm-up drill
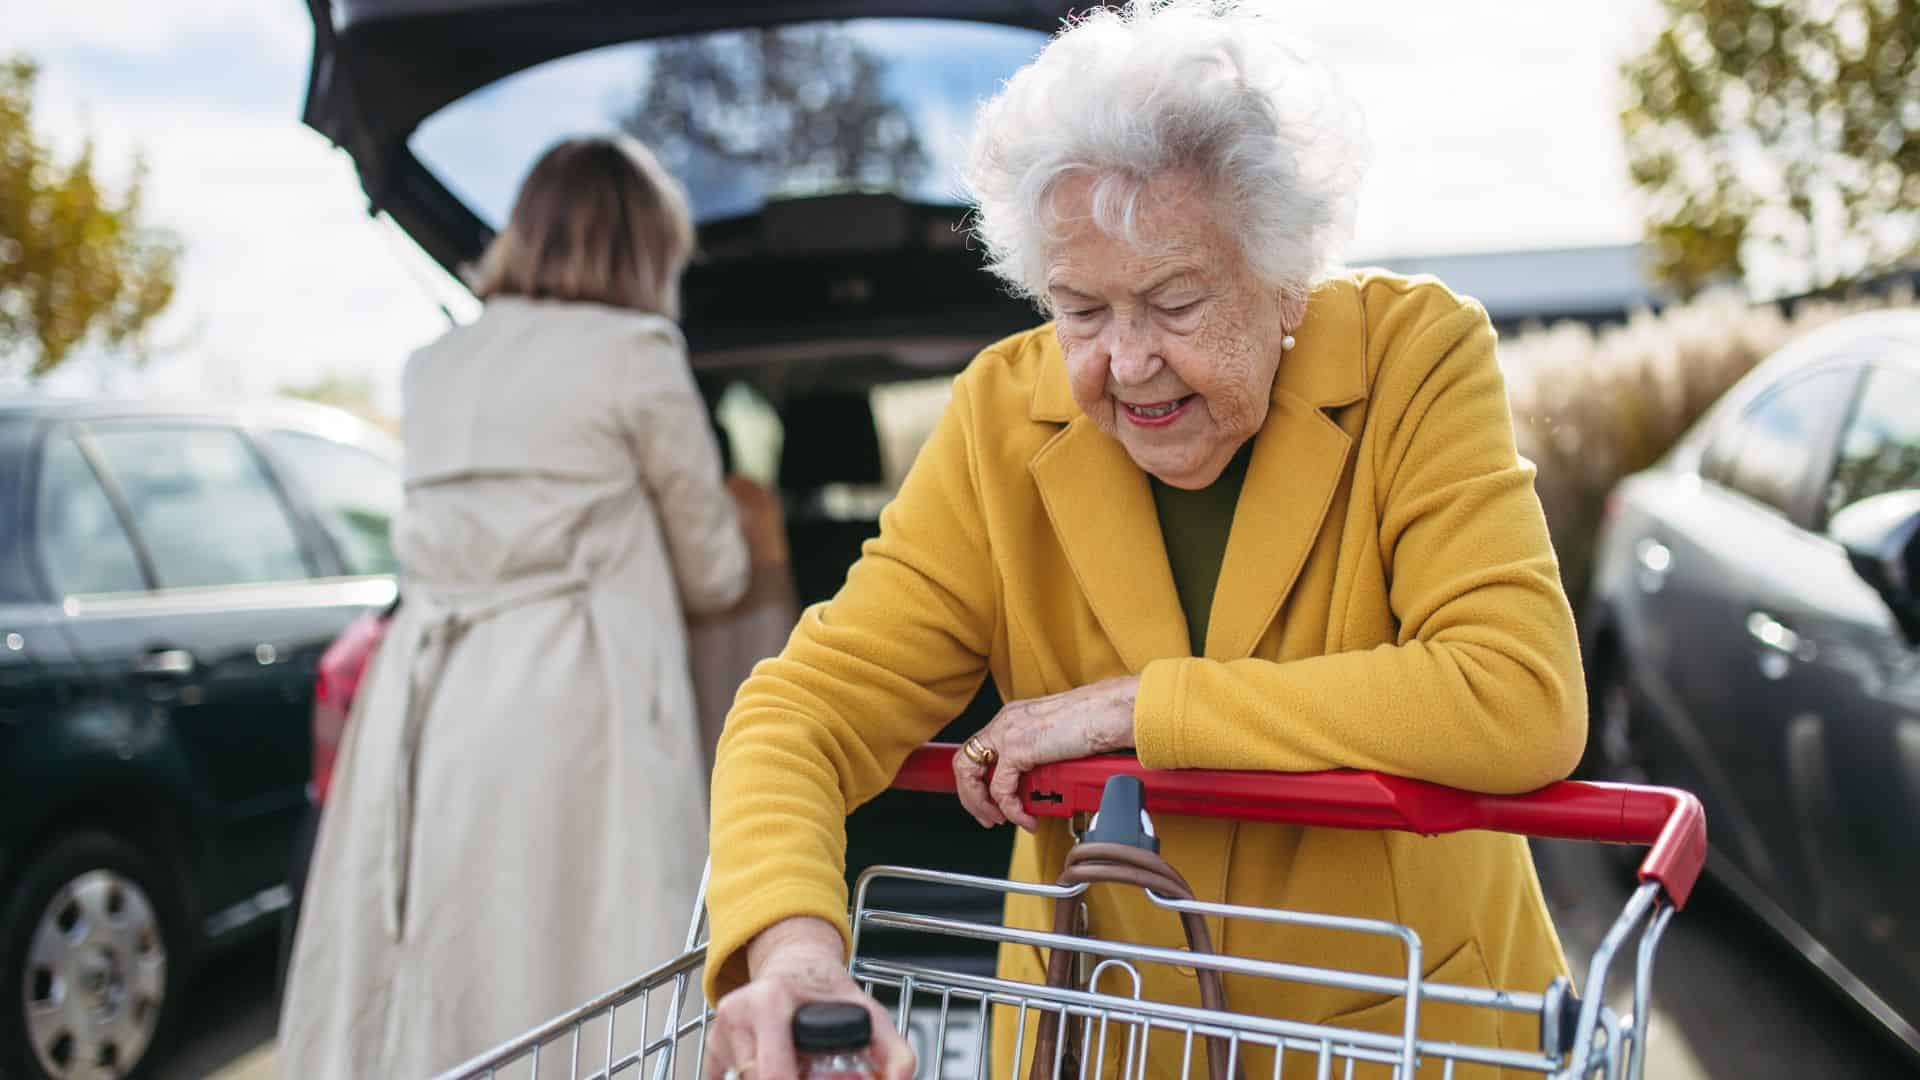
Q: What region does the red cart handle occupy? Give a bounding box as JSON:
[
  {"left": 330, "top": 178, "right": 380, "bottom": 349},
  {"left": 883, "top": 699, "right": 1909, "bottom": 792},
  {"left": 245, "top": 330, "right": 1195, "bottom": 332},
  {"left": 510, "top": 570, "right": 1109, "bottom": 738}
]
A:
[{"left": 894, "top": 744, "right": 1707, "bottom": 909}]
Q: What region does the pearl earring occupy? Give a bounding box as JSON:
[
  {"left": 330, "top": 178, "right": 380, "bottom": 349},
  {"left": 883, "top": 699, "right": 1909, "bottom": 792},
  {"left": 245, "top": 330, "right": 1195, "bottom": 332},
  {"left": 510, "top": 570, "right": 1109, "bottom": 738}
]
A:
[{"left": 1280, "top": 333, "right": 1297, "bottom": 352}]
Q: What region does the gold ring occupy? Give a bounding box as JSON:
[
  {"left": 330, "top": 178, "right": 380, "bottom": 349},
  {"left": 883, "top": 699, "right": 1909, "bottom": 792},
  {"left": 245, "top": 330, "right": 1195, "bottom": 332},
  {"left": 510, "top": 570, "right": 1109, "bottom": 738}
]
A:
[{"left": 963, "top": 735, "right": 997, "bottom": 767}]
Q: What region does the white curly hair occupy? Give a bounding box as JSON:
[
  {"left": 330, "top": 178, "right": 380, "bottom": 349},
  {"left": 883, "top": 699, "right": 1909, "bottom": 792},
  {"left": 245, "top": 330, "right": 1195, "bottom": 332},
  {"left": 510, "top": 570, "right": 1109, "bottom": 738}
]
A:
[{"left": 963, "top": 0, "right": 1370, "bottom": 308}]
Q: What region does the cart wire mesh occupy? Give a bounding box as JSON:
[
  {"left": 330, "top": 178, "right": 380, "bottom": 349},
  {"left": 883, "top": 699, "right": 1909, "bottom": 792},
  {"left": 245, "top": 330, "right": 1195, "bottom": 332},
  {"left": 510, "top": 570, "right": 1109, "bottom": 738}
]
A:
[{"left": 437, "top": 864, "right": 1677, "bottom": 1079}]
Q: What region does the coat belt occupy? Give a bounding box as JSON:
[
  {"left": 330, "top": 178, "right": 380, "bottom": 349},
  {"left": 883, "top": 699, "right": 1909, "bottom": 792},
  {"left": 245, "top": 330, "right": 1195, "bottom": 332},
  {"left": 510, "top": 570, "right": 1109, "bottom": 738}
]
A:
[{"left": 384, "top": 573, "right": 590, "bottom": 941}]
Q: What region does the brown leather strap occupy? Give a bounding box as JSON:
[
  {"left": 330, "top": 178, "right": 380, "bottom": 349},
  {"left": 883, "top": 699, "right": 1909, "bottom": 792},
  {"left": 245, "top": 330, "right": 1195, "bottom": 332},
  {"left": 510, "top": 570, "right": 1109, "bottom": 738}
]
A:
[{"left": 1027, "top": 842, "right": 1240, "bottom": 1080}]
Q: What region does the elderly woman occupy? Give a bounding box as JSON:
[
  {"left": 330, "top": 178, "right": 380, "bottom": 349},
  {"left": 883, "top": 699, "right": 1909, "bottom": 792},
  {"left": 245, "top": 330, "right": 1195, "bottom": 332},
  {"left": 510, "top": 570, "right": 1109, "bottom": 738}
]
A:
[{"left": 704, "top": 4, "right": 1584, "bottom": 1077}]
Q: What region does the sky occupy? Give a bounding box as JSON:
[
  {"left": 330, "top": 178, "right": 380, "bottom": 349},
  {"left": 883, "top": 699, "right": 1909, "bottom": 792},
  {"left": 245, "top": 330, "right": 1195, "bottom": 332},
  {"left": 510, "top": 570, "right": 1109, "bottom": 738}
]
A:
[{"left": 10, "top": 1, "right": 1662, "bottom": 412}]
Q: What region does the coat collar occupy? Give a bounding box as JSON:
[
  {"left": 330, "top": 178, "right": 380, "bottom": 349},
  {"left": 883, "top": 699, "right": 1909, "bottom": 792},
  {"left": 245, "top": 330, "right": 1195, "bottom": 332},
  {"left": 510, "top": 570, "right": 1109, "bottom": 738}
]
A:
[{"left": 1026, "top": 275, "right": 1369, "bottom": 668}]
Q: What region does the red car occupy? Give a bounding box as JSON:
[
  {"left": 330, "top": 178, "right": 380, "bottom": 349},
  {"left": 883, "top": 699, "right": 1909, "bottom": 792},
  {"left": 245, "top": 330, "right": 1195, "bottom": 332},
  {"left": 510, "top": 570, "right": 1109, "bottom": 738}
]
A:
[
  {"left": 308, "top": 604, "right": 391, "bottom": 807},
  {"left": 277, "top": 600, "right": 391, "bottom": 984}
]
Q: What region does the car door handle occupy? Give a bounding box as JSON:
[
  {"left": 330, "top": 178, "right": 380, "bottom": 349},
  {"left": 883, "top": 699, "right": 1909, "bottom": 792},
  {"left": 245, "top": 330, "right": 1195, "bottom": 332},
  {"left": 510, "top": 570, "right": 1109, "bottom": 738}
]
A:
[
  {"left": 1745, "top": 612, "right": 1818, "bottom": 677},
  {"left": 1746, "top": 611, "right": 1800, "bottom": 653},
  {"left": 134, "top": 648, "right": 197, "bottom": 678},
  {"left": 1635, "top": 538, "right": 1673, "bottom": 574}
]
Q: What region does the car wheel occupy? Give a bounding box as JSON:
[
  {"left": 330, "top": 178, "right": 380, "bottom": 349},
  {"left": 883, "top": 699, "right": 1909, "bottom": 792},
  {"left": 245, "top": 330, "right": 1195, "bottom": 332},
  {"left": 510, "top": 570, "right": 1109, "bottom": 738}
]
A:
[{"left": 1, "top": 832, "right": 187, "bottom": 1080}]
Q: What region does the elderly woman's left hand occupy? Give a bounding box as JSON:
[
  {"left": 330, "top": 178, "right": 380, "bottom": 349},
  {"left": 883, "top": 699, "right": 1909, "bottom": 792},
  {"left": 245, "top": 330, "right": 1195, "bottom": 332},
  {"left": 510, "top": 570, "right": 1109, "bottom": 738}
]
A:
[{"left": 953, "top": 675, "right": 1138, "bottom": 831}]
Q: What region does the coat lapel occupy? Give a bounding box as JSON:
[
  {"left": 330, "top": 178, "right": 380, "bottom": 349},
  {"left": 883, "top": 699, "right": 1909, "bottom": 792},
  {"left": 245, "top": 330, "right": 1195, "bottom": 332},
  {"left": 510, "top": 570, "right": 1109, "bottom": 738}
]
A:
[
  {"left": 1023, "top": 276, "right": 1372, "bottom": 669},
  {"left": 1207, "top": 280, "right": 1369, "bottom": 658},
  {"left": 1203, "top": 397, "right": 1352, "bottom": 659},
  {"left": 1029, "top": 419, "right": 1192, "bottom": 672}
]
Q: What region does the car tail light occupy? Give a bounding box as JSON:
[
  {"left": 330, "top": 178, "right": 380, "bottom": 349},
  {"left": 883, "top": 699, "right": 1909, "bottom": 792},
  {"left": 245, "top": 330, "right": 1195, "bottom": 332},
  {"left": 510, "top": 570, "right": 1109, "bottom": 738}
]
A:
[{"left": 311, "top": 609, "right": 390, "bottom": 806}]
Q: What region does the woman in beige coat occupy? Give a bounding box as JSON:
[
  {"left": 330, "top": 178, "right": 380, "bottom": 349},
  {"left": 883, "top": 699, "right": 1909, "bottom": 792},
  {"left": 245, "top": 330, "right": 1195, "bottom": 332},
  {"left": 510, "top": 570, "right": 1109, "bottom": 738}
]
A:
[{"left": 279, "top": 137, "right": 765, "bottom": 1077}]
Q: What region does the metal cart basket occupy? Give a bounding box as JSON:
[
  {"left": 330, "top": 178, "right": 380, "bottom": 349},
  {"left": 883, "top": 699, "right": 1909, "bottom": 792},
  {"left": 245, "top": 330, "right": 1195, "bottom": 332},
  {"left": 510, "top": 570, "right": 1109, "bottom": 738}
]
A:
[{"left": 437, "top": 743, "right": 1706, "bottom": 1080}]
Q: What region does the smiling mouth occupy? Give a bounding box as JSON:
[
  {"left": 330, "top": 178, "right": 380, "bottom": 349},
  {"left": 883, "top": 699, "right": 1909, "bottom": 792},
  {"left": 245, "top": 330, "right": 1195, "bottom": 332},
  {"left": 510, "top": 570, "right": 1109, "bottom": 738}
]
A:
[{"left": 1120, "top": 395, "right": 1195, "bottom": 425}]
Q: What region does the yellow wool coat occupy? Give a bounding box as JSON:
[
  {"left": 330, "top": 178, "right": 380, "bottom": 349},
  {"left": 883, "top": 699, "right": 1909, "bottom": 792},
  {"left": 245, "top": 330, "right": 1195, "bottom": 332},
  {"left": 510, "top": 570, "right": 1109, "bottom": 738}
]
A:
[{"left": 708, "top": 271, "right": 1587, "bottom": 1077}]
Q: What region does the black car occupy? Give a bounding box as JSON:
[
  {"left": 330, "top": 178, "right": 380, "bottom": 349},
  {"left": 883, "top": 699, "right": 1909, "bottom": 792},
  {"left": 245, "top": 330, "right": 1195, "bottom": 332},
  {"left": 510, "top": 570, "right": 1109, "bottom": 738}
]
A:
[
  {"left": 0, "top": 398, "right": 400, "bottom": 1079},
  {"left": 1585, "top": 309, "right": 1920, "bottom": 1057}
]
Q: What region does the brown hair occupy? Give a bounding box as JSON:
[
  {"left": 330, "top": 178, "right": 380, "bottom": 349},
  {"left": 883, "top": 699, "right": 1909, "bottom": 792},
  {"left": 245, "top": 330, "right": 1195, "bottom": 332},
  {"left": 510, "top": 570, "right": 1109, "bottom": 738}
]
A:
[{"left": 467, "top": 136, "right": 695, "bottom": 318}]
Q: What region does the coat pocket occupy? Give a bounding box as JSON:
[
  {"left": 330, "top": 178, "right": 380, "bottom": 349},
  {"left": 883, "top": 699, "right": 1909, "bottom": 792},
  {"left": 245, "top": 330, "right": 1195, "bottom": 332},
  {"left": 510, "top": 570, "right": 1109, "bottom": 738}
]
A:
[{"left": 1319, "top": 938, "right": 1502, "bottom": 1079}]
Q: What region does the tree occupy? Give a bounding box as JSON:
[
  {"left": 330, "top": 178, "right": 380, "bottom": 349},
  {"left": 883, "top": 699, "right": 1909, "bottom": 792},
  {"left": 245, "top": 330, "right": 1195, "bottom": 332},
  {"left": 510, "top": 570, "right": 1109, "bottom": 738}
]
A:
[
  {"left": 0, "top": 56, "right": 180, "bottom": 378},
  {"left": 617, "top": 25, "right": 928, "bottom": 205},
  {"left": 1620, "top": 0, "right": 1920, "bottom": 297}
]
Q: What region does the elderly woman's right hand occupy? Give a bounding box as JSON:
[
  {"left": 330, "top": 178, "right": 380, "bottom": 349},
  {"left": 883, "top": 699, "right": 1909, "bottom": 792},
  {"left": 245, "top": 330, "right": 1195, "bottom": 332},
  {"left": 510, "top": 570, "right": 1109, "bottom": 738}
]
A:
[{"left": 706, "top": 916, "right": 915, "bottom": 1080}]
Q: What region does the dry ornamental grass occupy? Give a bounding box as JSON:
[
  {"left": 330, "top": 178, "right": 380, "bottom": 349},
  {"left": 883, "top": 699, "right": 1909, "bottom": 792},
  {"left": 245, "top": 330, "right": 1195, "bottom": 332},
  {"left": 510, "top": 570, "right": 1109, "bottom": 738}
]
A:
[{"left": 1502, "top": 284, "right": 1917, "bottom": 614}]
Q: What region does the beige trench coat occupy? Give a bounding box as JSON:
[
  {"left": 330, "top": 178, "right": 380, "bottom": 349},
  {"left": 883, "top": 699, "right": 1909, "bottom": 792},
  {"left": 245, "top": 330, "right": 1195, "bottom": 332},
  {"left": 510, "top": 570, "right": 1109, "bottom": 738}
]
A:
[{"left": 278, "top": 297, "right": 749, "bottom": 1077}]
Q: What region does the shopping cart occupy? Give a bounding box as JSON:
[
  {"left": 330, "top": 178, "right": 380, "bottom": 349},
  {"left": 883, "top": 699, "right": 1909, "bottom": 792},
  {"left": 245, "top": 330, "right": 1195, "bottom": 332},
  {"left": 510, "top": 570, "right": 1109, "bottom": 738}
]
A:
[{"left": 437, "top": 743, "right": 1705, "bottom": 1080}]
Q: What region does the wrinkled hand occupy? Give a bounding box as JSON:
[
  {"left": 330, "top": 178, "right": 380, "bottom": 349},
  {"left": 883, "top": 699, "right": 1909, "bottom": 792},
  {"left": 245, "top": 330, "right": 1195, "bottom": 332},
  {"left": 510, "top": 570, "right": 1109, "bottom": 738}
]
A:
[
  {"left": 705, "top": 917, "right": 914, "bottom": 1080},
  {"left": 953, "top": 676, "right": 1138, "bottom": 832}
]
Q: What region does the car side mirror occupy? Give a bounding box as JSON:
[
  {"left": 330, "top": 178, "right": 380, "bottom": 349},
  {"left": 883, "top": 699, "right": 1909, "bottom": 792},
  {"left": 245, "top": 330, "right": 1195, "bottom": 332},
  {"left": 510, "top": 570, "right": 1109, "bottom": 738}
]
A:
[{"left": 1828, "top": 490, "right": 1920, "bottom": 642}]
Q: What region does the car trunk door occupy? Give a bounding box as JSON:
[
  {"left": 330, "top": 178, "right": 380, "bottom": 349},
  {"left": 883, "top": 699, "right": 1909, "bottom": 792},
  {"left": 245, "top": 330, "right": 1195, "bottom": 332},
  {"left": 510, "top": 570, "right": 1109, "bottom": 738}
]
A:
[{"left": 303, "top": 0, "right": 1077, "bottom": 273}]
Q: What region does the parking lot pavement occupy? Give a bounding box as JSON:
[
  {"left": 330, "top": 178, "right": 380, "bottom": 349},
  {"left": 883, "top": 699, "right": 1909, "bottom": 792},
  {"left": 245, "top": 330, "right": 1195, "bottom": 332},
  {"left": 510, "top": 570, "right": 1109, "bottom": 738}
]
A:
[
  {"left": 158, "top": 936, "right": 279, "bottom": 1080},
  {"left": 1531, "top": 838, "right": 1917, "bottom": 1079},
  {"left": 167, "top": 844, "right": 1916, "bottom": 1080}
]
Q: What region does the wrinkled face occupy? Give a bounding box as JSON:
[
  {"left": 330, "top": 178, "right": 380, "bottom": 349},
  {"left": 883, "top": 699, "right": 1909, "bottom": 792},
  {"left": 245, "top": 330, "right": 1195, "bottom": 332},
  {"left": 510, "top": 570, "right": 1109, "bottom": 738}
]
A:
[{"left": 1045, "top": 172, "right": 1299, "bottom": 489}]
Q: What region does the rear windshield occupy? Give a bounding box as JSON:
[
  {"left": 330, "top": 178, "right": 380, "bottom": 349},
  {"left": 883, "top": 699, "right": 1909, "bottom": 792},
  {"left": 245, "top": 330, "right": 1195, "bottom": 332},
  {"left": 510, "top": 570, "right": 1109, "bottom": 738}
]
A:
[{"left": 410, "top": 19, "right": 1048, "bottom": 226}]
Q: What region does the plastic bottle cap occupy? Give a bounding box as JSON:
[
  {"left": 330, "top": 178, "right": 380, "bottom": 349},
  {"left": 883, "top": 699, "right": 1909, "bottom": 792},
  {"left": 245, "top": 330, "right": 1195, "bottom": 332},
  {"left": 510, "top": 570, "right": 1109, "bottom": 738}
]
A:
[{"left": 792, "top": 1002, "right": 873, "bottom": 1052}]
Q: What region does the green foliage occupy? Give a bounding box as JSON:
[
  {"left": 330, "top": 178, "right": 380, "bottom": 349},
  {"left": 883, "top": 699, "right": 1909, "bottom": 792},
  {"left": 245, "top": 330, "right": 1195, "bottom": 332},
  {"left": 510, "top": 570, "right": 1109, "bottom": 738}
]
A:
[
  {"left": 0, "top": 56, "right": 181, "bottom": 377},
  {"left": 1620, "top": 0, "right": 1920, "bottom": 296}
]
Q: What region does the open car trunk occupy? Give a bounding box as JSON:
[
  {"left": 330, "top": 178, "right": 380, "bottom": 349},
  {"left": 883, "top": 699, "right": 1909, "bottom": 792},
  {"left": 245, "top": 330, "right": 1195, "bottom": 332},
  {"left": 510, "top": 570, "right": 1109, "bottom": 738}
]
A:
[
  {"left": 302, "top": 0, "right": 1071, "bottom": 391},
  {"left": 301, "top": 0, "right": 1075, "bottom": 950},
  {"left": 303, "top": 0, "right": 1071, "bottom": 275}
]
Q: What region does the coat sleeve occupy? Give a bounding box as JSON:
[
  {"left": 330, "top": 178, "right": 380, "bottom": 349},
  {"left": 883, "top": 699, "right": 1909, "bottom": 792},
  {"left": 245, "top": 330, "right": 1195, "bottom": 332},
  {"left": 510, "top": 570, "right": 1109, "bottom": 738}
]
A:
[
  {"left": 625, "top": 328, "right": 750, "bottom": 616},
  {"left": 1133, "top": 296, "right": 1587, "bottom": 794},
  {"left": 703, "top": 369, "right": 998, "bottom": 1001}
]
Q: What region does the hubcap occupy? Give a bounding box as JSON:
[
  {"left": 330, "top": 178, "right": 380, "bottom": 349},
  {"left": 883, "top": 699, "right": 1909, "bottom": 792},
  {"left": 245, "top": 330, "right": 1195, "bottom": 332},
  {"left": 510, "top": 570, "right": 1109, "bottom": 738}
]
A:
[{"left": 22, "top": 870, "right": 166, "bottom": 1080}]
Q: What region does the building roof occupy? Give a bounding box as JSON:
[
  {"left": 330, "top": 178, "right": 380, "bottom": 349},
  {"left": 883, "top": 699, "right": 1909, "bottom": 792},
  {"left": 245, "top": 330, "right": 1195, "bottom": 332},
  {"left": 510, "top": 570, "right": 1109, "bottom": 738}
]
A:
[{"left": 1364, "top": 244, "right": 1662, "bottom": 326}]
